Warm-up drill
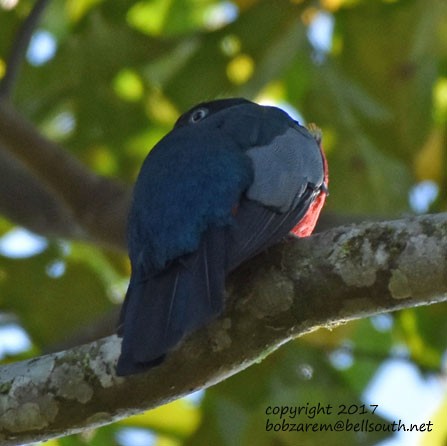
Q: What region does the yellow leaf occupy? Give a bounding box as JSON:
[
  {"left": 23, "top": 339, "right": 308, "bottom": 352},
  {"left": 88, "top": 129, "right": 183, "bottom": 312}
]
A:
[
  {"left": 113, "top": 69, "right": 144, "bottom": 103},
  {"left": 226, "top": 54, "right": 255, "bottom": 85},
  {"left": 413, "top": 127, "right": 445, "bottom": 183},
  {"left": 66, "top": 0, "right": 104, "bottom": 22},
  {"left": 0, "top": 58, "right": 5, "bottom": 79},
  {"left": 232, "top": 0, "right": 260, "bottom": 12},
  {"left": 418, "top": 393, "right": 447, "bottom": 446},
  {"left": 120, "top": 398, "right": 201, "bottom": 437}
]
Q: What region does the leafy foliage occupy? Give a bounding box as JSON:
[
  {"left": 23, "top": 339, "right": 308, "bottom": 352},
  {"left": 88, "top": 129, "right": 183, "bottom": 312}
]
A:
[{"left": 0, "top": 0, "right": 446, "bottom": 445}]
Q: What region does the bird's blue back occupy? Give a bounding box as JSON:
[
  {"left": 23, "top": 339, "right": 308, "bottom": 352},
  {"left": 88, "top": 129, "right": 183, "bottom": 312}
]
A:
[{"left": 128, "top": 100, "right": 295, "bottom": 273}]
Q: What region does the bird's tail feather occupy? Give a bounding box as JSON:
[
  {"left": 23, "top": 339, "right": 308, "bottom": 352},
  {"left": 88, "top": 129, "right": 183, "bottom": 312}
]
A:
[{"left": 116, "top": 228, "right": 226, "bottom": 376}]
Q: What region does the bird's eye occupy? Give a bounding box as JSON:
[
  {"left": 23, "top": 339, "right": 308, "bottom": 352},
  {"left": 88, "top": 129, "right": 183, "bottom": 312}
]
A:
[{"left": 190, "top": 107, "right": 208, "bottom": 123}]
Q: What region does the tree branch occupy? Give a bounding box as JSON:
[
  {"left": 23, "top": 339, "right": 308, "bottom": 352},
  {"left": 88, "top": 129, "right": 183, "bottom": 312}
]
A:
[
  {"left": 1, "top": 213, "right": 446, "bottom": 445},
  {"left": 0, "top": 101, "right": 129, "bottom": 250},
  {"left": 0, "top": 0, "right": 50, "bottom": 99},
  {"left": 0, "top": 146, "right": 84, "bottom": 238}
]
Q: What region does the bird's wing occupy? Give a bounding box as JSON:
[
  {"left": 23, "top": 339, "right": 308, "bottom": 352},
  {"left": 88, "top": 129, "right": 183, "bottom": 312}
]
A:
[
  {"left": 245, "top": 126, "right": 324, "bottom": 212},
  {"left": 225, "top": 188, "right": 318, "bottom": 272},
  {"left": 225, "top": 124, "right": 325, "bottom": 271}
]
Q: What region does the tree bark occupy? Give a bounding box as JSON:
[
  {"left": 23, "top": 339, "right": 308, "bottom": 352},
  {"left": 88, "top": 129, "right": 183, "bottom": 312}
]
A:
[{"left": 0, "top": 213, "right": 446, "bottom": 445}]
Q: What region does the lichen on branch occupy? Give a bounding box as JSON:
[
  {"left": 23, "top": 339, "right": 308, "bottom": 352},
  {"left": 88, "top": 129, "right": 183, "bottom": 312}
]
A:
[{"left": 0, "top": 213, "right": 446, "bottom": 445}]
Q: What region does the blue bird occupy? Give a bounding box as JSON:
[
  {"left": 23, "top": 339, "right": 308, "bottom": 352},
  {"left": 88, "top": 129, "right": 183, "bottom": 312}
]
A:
[{"left": 116, "top": 98, "right": 328, "bottom": 376}]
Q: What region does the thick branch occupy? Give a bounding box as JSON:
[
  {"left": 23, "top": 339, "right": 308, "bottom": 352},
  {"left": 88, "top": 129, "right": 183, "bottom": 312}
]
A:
[
  {"left": 0, "top": 101, "right": 129, "bottom": 249},
  {"left": 0, "top": 146, "right": 83, "bottom": 238},
  {"left": 0, "top": 213, "right": 446, "bottom": 444}
]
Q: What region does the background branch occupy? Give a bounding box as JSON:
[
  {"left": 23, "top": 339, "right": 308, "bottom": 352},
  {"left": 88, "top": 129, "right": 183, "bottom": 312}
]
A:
[
  {"left": 1, "top": 213, "right": 446, "bottom": 445},
  {"left": 0, "top": 101, "right": 129, "bottom": 250},
  {"left": 0, "top": 146, "right": 84, "bottom": 238},
  {"left": 0, "top": 0, "right": 50, "bottom": 99}
]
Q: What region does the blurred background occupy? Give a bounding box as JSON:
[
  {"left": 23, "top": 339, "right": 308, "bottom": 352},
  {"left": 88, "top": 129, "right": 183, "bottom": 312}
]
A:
[{"left": 0, "top": 0, "right": 446, "bottom": 445}]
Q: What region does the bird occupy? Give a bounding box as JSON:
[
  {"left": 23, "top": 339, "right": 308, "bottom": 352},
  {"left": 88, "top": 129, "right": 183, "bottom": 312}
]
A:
[{"left": 116, "top": 98, "right": 328, "bottom": 376}]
